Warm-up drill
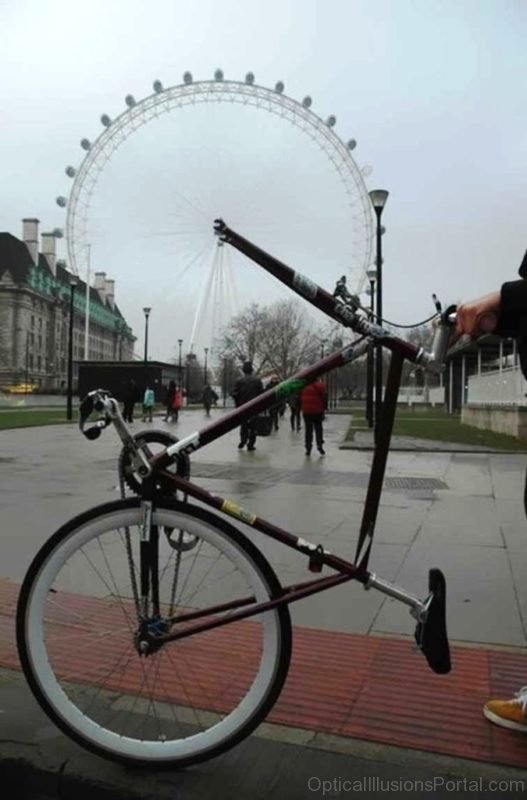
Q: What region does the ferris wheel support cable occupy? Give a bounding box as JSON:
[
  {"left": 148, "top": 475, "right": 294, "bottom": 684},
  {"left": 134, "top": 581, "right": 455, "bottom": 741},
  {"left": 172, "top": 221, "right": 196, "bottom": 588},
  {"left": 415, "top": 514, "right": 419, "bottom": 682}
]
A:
[
  {"left": 173, "top": 238, "right": 214, "bottom": 283},
  {"left": 223, "top": 247, "right": 241, "bottom": 323},
  {"left": 209, "top": 248, "right": 223, "bottom": 355},
  {"left": 189, "top": 245, "right": 220, "bottom": 351}
]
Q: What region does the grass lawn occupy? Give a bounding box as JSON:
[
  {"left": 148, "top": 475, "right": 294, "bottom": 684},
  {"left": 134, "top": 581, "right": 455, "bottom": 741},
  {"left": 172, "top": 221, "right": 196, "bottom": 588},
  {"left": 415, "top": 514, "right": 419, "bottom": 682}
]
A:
[
  {"left": 0, "top": 407, "right": 78, "bottom": 429},
  {"left": 345, "top": 406, "right": 527, "bottom": 452}
]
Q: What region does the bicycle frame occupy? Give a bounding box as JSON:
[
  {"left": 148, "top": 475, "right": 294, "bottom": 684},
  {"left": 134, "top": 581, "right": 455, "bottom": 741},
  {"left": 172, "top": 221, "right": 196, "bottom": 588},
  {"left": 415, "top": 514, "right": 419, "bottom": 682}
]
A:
[
  {"left": 112, "top": 222, "right": 442, "bottom": 647},
  {"left": 139, "top": 347, "right": 419, "bottom": 645}
]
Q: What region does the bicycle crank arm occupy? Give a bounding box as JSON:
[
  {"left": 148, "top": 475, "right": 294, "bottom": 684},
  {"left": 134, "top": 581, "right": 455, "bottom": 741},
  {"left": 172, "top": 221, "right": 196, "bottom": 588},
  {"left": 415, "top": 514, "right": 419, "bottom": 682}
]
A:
[{"left": 365, "top": 569, "right": 451, "bottom": 674}]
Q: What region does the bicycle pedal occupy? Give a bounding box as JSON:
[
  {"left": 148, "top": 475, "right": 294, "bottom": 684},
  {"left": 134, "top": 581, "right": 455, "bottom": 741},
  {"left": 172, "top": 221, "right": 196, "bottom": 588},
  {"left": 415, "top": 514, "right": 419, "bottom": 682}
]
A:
[{"left": 414, "top": 568, "right": 451, "bottom": 674}]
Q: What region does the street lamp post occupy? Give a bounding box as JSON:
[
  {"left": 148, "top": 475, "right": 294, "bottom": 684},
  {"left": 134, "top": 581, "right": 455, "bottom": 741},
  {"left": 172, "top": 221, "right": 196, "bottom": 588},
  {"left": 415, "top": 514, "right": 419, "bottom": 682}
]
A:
[
  {"left": 25, "top": 331, "right": 30, "bottom": 390},
  {"left": 177, "top": 339, "right": 183, "bottom": 389},
  {"left": 118, "top": 321, "right": 124, "bottom": 361},
  {"left": 369, "top": 189, "right": 389, "bottom": 442},
  {"left": 365, "top": 268, "right": 377, "bottom": 428},
  {"left": 67, "top": 278, "right": 77, "bottom": 421},
  {"left": 204, "top": 347, "right": 209, "bottom": 385},
  {"left": 143, "top": 307, "right": 151, "bottom": 388}
]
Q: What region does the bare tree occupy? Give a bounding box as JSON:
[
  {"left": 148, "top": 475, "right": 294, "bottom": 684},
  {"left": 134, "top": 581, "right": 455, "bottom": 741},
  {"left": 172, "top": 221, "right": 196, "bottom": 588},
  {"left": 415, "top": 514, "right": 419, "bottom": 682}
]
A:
[
  {"left": 217, "top": 299, "right": 320, "bottom": 378},
  {"left": 259, "top": 300, "right": 319, "bottom": 378},
  {"left": 218, "top": 303, "right": 269, "bottom": 373}
]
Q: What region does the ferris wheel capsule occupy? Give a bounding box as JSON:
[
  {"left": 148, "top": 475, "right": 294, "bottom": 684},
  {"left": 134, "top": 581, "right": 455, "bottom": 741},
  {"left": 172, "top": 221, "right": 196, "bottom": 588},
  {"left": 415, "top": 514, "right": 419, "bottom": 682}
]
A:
[
  {"left": 100, "top": 114, "right": 112, "bottom": 127},
  {"left": 65, "top": 166, "right": 76, "bottom": 178},
  {"left": 183, "top": 71, "right": 193, "bottom": 84},
  {"left": 214, "top": 69, "right": 224, "bottom": 81},
  {"left": 245, "top": 72, "right": 255, "bottom": 84},
  {"left": 80, "top": 139, "right": 91, "bottom": 151},
  {"left": 302, "top": 96, "right": 312, "bottom": 108},
  {"left": 153, "top": 80, "right": 164, "bottom": 93}
]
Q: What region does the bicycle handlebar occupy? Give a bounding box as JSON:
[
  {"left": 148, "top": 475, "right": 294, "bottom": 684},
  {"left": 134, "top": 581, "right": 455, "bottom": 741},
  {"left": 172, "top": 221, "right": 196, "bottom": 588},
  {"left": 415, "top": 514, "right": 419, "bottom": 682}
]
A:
[
  {"left": 79, "top": 221, "right": 461, "bottom": 440},
  {"left": 213, "top": 218, "right": 457, "bottom": 375}
]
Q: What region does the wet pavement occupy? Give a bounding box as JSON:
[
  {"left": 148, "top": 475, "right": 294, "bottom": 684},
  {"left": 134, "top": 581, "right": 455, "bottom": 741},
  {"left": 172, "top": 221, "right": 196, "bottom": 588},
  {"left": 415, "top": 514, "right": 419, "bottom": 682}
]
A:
[{"left": 1, "top": 408, "right": 527, "bottom": 797}]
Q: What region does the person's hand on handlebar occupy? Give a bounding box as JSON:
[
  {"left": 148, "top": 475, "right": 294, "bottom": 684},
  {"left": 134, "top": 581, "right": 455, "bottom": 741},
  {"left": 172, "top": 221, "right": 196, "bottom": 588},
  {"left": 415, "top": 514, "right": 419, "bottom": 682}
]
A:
[{"left": 453, "top": 291, "right": 500, "bottom": 342}]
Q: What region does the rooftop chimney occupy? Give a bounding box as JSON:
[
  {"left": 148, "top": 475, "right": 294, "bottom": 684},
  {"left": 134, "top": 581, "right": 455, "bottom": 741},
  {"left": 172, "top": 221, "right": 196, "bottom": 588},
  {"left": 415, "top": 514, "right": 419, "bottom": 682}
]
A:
[
  {"left": 94, "top": 271, "right": 107, "bottom": 301},
  {"left": 41, "top": 232, "right": 57, "bottom": 276},
  {"left": 104, "top": 278, "right": 115, "bottom": 309},
  {"left": 22, "top": 218, "right": 39, "bottom": 264}
]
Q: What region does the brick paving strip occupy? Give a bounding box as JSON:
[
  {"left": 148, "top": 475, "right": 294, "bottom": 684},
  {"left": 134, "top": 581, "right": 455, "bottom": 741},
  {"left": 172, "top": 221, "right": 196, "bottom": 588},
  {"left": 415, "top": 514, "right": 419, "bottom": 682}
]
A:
[{"left": 2, "top": 578, "right": 527, "bottom": 769}]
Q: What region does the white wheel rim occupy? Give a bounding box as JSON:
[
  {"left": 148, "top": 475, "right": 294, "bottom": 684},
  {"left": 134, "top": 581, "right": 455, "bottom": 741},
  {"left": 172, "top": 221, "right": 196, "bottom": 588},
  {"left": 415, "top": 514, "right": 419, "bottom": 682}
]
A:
[{"left": 24, "top": 506, "right": 282, "bottom": 762}]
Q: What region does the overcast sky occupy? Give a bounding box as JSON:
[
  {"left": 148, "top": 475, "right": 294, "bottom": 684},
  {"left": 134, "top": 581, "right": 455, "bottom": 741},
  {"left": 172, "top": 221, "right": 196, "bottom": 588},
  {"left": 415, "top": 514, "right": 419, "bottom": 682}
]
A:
[{"left": 1, "top": 0, "right": 525, "bottom": 364}]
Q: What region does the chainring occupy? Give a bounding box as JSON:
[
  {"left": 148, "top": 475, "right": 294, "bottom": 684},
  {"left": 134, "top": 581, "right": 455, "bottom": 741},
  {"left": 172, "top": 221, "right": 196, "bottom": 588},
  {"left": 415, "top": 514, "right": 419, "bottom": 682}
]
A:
[{"left": 118, "top": 429, "right": 190, "bottom": 497}]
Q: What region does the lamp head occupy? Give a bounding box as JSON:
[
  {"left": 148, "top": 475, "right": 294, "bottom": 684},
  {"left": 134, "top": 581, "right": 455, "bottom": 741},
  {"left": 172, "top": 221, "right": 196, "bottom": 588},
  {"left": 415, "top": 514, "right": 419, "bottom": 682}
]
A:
[{"left": 369, "top": 189, "right": 389, "bottom": 215}]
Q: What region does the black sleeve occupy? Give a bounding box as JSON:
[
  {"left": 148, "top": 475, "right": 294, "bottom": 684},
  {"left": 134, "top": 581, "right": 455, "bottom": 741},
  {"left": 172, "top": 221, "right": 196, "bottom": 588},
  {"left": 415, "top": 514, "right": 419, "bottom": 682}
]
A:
[{"left": 495, "top": 280, "right": 527, "bottom": 338}]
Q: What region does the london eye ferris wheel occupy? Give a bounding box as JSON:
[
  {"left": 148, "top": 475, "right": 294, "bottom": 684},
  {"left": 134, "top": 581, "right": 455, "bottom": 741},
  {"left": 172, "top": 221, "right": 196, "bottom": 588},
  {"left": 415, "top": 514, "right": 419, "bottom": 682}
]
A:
[{"left": 56, "top": 70, "right": 375, "bottom": 362}]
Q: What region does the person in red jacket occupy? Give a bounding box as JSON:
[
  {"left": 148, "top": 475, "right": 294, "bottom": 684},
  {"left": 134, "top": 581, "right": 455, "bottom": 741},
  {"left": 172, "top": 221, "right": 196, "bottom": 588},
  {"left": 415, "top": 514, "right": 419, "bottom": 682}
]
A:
[{"left": 300, "top": 378, "right": 327, "bottom": 456}]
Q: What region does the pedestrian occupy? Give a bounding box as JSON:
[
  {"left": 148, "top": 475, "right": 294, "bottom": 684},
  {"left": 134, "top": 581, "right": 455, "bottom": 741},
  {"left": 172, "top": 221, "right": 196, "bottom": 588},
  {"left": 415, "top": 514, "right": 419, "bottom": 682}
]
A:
[
  {"left": 267, "top": 377, "right": 281, "bottom": 431},
  {"left": 202, "top": 384, "right": 218, "bottom": 416},
  {"left": 171, "top": 385, "right": 183, "bottom": 422},
  {"left": 163, "top": 380, "right": 176, "bottom": 422},
  {"left": 142, "top": 385, "right": 155, "bottom": 422},
  {"left": 300, "top": 378, "right": 327, "bottom": 456},
  {"left": 232, "top": 361, "right": 264, "bottom": 451},
  {"left": 454, "top": 251, "right": 527, "bottom": 733},
  {"left": 288, "top": 392, "right": 302, "bottom": 432},
  {"left": 122, "top": 378, "right": 137, "bottom": 423}
]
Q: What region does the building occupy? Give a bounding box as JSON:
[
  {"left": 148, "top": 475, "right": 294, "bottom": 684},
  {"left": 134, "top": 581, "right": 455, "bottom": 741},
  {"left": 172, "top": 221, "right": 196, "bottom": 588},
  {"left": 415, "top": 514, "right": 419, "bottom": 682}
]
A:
[
  {"left": 0, "top": 218, "right": 135, "bottom": 391},
  {"left": 78, "top": 361, "right": 183, "bottom": 403}
]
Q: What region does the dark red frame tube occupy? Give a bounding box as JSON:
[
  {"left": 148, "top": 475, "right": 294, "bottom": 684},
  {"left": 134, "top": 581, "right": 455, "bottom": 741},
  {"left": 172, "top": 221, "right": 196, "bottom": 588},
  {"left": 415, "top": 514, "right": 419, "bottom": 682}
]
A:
[{"left": 144, "top": 223, "right": 425, "bottom": 640}]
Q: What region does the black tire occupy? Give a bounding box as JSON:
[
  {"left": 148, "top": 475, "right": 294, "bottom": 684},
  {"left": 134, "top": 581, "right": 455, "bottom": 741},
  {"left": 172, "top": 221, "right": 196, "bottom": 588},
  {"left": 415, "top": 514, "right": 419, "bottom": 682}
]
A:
[{"left": 16, "top": 497, "right": 292, "bottom": 768}]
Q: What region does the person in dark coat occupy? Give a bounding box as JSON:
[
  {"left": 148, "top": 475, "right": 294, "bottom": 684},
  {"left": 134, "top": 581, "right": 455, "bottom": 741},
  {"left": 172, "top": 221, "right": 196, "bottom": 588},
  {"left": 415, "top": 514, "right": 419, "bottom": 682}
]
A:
[
  {"left": 232, "top": 361, "right": 264, "bottom": 451},
  {"left": 300, "top": 378, "right": 327, "bottom": 456},
  {"left": 455, "top": 252, "right": 527, "bottom": 734},
  {"left": 202, "top": 384, "right": 218, "bottom": 416},
  {"left": 122, "top": 379, "right": 137, "bottom": 423},
  {"left": 267, "top": 377, "right": 281, "bottom": 431},
  {"left": 288, "top": 392, "right": 302, "bottom": 432}
]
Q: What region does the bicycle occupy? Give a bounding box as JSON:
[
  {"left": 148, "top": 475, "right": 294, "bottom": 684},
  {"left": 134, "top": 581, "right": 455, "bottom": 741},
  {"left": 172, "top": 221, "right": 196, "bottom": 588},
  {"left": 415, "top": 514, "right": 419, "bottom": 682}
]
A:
[{"left": 16, "top": 219, "right": 456, "bottom": 768}]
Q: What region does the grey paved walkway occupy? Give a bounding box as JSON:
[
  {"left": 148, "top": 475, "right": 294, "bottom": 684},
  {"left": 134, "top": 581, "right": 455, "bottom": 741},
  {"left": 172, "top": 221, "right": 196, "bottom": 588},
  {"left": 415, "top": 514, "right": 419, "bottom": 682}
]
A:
[
  {"left": 1, "top": 408, "right": 527, "bottom": 647},
  {"left": 2, "top": 410, "right": 527, "bottom": 797}
]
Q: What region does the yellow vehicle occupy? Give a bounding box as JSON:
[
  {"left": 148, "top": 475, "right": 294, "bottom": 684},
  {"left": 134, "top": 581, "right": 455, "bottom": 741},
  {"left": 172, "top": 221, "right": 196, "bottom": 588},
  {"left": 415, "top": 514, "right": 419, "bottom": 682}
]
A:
[{"left": 6, "top": 382, "right": 37, "bottom": 394}]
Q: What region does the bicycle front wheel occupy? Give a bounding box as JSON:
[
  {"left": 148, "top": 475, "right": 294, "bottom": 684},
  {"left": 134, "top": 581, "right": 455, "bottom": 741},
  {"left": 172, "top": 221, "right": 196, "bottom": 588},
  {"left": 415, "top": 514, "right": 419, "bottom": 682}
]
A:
[{"left": 17, "top": 498, "right": 292, "bottom": 767}]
